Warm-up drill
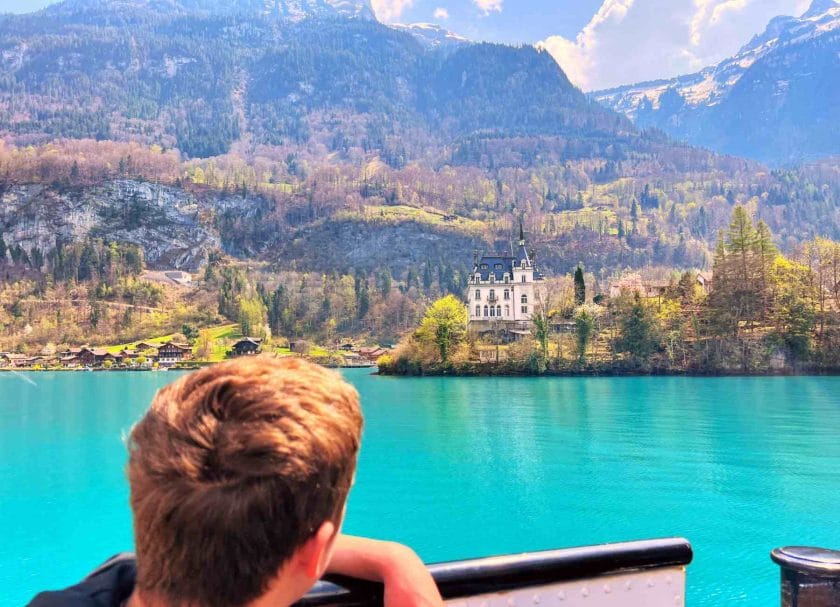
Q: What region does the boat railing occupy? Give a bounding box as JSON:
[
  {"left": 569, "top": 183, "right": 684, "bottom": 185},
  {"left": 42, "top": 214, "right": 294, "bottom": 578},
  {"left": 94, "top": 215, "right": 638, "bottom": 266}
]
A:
[
  {"left": 771, "top": 545, "right": 840, "bottom": 607},
  {"left": 295, "top": 537, "right": 693, "bottom": 607}
]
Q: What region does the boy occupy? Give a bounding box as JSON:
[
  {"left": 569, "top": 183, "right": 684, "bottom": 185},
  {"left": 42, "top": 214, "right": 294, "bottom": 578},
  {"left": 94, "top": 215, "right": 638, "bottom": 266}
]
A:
[{"left": 29, "top": 357, "right": 442, "bottom": 607}]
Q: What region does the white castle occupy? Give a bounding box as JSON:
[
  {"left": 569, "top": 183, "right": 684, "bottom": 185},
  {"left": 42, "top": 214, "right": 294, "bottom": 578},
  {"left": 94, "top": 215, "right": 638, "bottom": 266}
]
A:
[{"left": 467, "top": 223, "right": 544, "bottom": 337}]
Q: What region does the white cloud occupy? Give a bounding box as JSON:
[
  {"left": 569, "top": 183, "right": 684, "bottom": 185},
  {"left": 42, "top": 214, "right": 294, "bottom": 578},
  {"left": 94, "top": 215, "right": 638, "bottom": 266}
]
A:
[
  {"left": 371, "top": 0, "right": 415, "bottom": 22},
  {"left": 538, "top": 0, "right": 811, "bottom": 91},
  {"left": 434, "top": 7, "right": 449, "bottom": 19},
  {"left": 474, "top": 0, "right": 503, "bottom": 15}
]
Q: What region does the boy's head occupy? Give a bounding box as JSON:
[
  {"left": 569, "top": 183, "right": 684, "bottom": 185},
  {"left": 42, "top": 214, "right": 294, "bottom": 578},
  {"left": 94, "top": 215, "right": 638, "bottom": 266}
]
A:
[{"left": 127, "top": 357, "right": 363, "bottom": 607}]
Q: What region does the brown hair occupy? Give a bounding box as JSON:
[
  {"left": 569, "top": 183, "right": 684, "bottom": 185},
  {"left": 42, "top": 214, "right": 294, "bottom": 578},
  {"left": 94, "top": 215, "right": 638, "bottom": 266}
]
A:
[{"left": 127, "top": 356, "right": 363, "bottom": 607}]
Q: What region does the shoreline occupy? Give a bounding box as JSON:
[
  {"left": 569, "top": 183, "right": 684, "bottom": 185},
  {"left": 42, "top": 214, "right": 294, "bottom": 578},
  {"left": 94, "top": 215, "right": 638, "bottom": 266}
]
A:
[{"left": 376, "top": 365, "right": 840, "bottom": 379}]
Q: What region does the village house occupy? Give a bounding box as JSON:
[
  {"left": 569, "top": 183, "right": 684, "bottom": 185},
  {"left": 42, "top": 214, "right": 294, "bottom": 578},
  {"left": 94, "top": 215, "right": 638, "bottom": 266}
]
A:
[
  {"left": 467, "top": 223, "right": 544, "bottom": 339},
  {"left": 0, "top": 353, "right": 30, "bottom": 368},
  {"left": 157, "top": 341, "right": 193, "bottom": 366},
  {"left": 608, "top": 272, "right": 713, "bottom": 299},
  {"left": 134, "top": 342, "right": 159, "bottom": 353},
  {"left": 231, "top": 337, "right": 262, "bottom": 356},
  {"left": 60, "top": 354, "right": 81, "bottom": 368},
  {"left": 78, "top": 348, "right": 115, "bottom": 367},
  {"left": 358, "top": 346, "right": 388, "bottom": 362}
]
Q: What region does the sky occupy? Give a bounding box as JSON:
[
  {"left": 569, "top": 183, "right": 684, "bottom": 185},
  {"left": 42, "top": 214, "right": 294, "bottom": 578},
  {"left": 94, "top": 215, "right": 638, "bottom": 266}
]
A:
[{"left": 4, "top": 0, "right": 819, "bottom": 90}]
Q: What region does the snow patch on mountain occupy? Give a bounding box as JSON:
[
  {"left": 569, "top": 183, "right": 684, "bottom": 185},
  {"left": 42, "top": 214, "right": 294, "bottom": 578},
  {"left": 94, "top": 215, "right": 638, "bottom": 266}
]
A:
[
  {"left": 594, "top": 0, "right": 840, "bottom": 119},
  {"left": 389, "top": 22, "right": 469, "bottom": 50}
]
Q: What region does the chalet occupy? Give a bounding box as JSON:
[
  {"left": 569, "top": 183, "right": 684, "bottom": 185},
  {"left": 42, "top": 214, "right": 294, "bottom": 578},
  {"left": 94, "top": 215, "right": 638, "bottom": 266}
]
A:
[
  {"left": 157, "top": 341, "right": 193, "bottom": 366},
  {"left": 60, "top": 355, "right": 81, "bottom": 368},
  {"left": 608, "top": 275, "right": 670, "bottom": 299},
  {"left": 134, "top": 342, "right": 159, "bottom": 353},
  {"left": 358, "top": 347, "right": 387, "bottom": 362},
  {"left": 232, "top": 337, "right": 262, "bottom": 356},
  {"left": 78, "top": 348, "right": 113, "bottom": 367},
  {"left": 0, "top": 353, "right": 30, "bottom": 368},
  {"left": 467, "top": 222, "right": 544, "bottom": 338}
]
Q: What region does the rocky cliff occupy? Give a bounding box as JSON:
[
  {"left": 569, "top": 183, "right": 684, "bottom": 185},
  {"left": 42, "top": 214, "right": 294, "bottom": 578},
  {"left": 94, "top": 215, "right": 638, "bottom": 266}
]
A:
[{"left": 0, "top": 180, "right": 270, "bottom": 270}]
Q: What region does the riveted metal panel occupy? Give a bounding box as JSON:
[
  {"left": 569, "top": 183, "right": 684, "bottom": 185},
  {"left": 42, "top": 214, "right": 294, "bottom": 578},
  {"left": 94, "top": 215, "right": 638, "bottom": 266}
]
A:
[{"left": 444, "top": 567, "right": 686, "bottom": 607}]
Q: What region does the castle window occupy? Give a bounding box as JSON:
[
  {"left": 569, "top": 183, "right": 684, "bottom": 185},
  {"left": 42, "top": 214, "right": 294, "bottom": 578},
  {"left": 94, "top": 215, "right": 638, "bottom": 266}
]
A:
[
  {"left": 521, "top": 274, "right": 526, "bottom": 283},
  {"left": 475, "top": 289, "right": 481, "bottom": 300},
  {"left": 504, "top": 305, "right": 510, "bottom": 317},
  {"left": 494, "top": 263, "right": 503, "bottom": 270},
  {"left": 504, "top": 275, "right": 509, "bottom": 283},
  {"left": 522, "top": 305, "right": 528, "bottom": 314},
  {"left": 496, "top": 305, "right": 501, "bottom": 317},
  {"left": 484, "top": 305, "right": 489, "bottom": 317},
  {"left": 489, "top": 289, "right": 495, "bottom": 300},
  {"left": 490, "top": 274, "right": 495, "bottom": 283},
  {"left": 490, "top": 306, "right": 496, "bottom": 317},
  {"left": 475, "top": 305, "right": 480, "bottom": 317},
  {"left": 481, "top": 264, "right": 489, "bottom": 270},
  {"left": 504, "top": 289, "right": 510, "bottom": 300},
  {"left": 521, "top": 294, "right": 528, "bottom": 304},
  {"left": 521, "top": 261, "right": 526, "bottom": 269}
]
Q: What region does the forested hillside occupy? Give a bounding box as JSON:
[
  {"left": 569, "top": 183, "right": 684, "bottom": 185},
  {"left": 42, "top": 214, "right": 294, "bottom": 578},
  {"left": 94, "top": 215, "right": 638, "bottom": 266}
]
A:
[{"left": 0, "top": 1, "right": 623, "bottom": 159}]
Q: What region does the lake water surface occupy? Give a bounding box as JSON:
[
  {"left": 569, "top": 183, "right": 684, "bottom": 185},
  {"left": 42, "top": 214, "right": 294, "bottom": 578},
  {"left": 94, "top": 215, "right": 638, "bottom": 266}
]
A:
[{"left": 1, "top": 370, "right": 839, "bottom": 606}]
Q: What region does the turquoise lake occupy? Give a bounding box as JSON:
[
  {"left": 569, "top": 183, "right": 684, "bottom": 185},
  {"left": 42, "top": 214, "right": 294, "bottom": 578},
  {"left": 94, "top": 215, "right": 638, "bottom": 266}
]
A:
[{"left": 1, "top": 370, "right": 839, "bottom": 606}]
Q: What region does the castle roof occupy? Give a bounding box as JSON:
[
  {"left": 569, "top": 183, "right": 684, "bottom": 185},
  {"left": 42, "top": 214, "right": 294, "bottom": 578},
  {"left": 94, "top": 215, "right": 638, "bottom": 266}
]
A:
[{"left": 472, "top": 223, "right": 543, "bottom": 281}]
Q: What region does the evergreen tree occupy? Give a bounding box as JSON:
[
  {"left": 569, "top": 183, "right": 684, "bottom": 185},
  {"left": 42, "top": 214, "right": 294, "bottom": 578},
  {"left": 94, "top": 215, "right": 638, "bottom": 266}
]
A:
[
  {"left": 614, "top": 293, "right": 661, "bottom": 366},
  {"left": 574, "top": 265, "right": 586, "bottom": 305},
  {"left": 422, "top": 262, "right": 434, "bottom": 292}
]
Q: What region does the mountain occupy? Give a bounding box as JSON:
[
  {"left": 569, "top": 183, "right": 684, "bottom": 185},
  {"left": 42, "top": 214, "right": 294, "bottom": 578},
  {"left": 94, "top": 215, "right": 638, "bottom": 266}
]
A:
[
  {"left": 0, "top": 0, "right": 625, "bottom": 160},
  {"left": 42, "top": 0, "right": 376, "bottom": 20},
  {"left": 594, "top": 0, "right": 840, "bottom": 165}
]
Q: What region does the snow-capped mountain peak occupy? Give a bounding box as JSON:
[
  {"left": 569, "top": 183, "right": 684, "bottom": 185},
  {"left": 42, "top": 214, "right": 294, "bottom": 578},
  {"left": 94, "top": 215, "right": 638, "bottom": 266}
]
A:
[
  {"left": 594, "top": 0, "right": 840, "bottom": 115},
  {"left": 802, "top": 0, "right": 839, "bottom": 20},
  {"left": 389, "top": 22, "right": 469, "bottom": 50}
]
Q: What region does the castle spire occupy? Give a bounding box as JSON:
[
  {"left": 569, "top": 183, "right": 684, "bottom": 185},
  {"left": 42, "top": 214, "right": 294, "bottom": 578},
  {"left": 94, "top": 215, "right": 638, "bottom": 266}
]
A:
[{"left": 518, "top": 220, "right": 525, "bottom": 246}]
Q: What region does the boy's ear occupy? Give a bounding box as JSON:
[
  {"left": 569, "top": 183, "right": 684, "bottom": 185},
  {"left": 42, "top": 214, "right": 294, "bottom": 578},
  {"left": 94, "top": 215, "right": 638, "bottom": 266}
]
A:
[{"left": 295, "top": 521, "right": 337, "bottom": 580}]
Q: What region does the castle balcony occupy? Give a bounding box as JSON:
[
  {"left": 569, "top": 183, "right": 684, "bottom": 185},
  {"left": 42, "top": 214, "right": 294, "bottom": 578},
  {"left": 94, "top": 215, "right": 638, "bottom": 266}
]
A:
[{"left": 487, "top": 294, "right": 499, "bottom": 303}]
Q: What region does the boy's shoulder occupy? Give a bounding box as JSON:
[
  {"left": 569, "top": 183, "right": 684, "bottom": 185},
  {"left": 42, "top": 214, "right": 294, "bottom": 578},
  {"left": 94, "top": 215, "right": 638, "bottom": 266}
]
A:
[{"left": 28, "top": 554, "right": 137, "bottom": 607}]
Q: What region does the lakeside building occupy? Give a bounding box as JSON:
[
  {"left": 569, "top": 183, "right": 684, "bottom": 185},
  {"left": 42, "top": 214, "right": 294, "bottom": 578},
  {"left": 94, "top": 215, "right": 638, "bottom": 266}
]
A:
[
  {"left": 232, "top": 337, "right": 263, "bottom": 356},
  {"left": 157, "top": 341, "right": 193, "bottom": 366},
  {"left": 467, "top": 223, "right": 544, "bottom": 339}
]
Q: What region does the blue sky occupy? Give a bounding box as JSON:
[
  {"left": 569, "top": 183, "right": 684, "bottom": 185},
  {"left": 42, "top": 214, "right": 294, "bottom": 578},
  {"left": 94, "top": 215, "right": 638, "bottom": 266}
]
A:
[{"left": 4, "top": 0, "right": 820, "bottom": 90}]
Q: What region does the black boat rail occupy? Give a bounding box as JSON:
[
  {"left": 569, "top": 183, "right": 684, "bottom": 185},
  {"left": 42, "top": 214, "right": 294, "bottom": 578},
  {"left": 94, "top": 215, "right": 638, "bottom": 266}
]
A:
[{"left": 295, "top": 537, "right": 693, "bottom": 606}]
